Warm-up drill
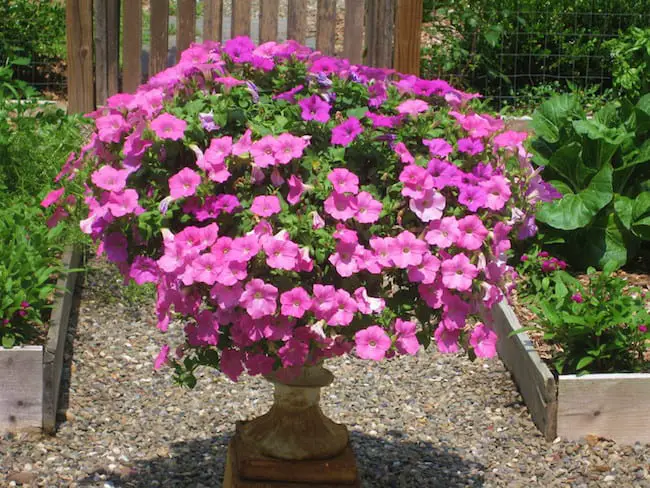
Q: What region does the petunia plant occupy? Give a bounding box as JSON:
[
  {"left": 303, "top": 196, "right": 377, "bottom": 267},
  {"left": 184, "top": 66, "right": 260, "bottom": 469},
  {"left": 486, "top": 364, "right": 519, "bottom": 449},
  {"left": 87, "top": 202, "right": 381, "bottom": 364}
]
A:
[{"left": 50, "top": 37, "right": 556, "bottom": 385}]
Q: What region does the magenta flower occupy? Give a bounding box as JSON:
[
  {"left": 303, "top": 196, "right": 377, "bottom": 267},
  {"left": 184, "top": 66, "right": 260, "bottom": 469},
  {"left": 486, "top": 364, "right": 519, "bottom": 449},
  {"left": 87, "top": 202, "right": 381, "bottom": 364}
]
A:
[
  {"left": 407, "top": 252, "right": 440, "bottom": 284},
  {"left": 480, "top": 175, "right": 512, "bottom": 211},
  {"left": 354, "top": 287, "right": 385, "bottom": 315},
  {"left": 232, "top": 129, "right": 253, "bottom": 156},
  {"left": 327, "top": 289, "right": 358, "bottom": 326},
  {"left": 220, "top": 349, "right": 245, "bottom": 382},
  {"left": 210, "top": 283, "right": 243, "bottom": 310},
  {"left": 275, "top": 133, "right": 309, "bottom": 165},
  {"left": 169, "top": 168, "right": 201, "bottom": 200},
  {"left": 151, "top": 113, "right": 187, "bottom": 141},
  {"left": 434, "top": 325, "right": 460, "bottom": 353},
  {"left": 251, "top": 195, "right": 281, "bottom": 217},
  {"left": 331, "top": 117, "right": 364, "bottom": 146},
  {"left": 311, "top": 284, "right": 337, "bottom": 320},
  {"left": 130, "top": 256, "right": 159, "bottom": 285},
  {"left": 91, "top": 166, "right": 129, "bottom": 192},
  {"left": 396, "top": 99, "right": 429, "bottom": 116},
  {"left": 354, "top": 191, "right": 383, "bottom": 223},
  {"left": 154, "top": 344, "right": 170, "bottom": 370},
  {"left": 458, "top": 185, "right": 488, "bottom": 212},
  {"left": 370, "top": 236, "right": 395, "bottom": 268},
  {"left": 324, "top": 192, "right": 358, "bottom": 220},
  {"left": 231, "top": 234, "right": 260, "bottom": 262},
  {"left": 441, "top": 253, "right": 479, "bottom": 292},
  {"left": 245, "top": 353, "right": 275, "bottom": 376},
  {"left": 400, "top": 164, "right": 434, "bottom": 199},
  {"left": 287, "top": 175, "right": 306, "bottom": 204},
  {"left": 571, "top": 293, "right": 583, "bottom": 303},
  {"left": 280, "top": 287, "right": 312, "bottom": 318},
  {"left": 192, "top": 253, "right": 221, "bottom": 285},
  {"left": 298, "top": 94, "right": 331, "bottom": 123},
  {"left": 329, "top": 241, "right": 364, "bottom": 277},
  {"left": 41, "top": 187, "right": 65, "bottom": 208},
  {"left": 409, "top": 190, "right": 446, "bottom": 222},
  {"left": 215, "top": 260, "right": 248, "bottom": 286},
  {"left": 394, "top": 142, "right": 415, "bottom": 164},
  {"left": 354, "top": 325, "right": 391, "bottom": 361},
  {"left": 96, "top": 114, "right": 129, "bottom": 143},
  {"left": 263, "top": 237, "right": 299, "bottom": 270},
  {"left": 423, "top": 138, "right": 453, "bottom": 158},
  {"left": 389, "top": 231, "right": 427, "bottom": 268},
  {"left": 455, "top": 215, "right": 488, "bottom": 251},
  {"left": 278, "top": 339, "right": 309, "bottom": 368},
  {"left": 328, "top": 168, "right": 359, "bottom": 194},
  {"left": 425, "top": 216, "right": 460, "bottom": 248},
  {"left": 469, "top": 323, "right": 498, "bottom": 358},
  {"left": 311, "top": 210, "right": 325, "bottom": 229},
  {"left": 240, "top": 279, "right": 278, "bottom": 319},
  {"left": 493, "top": 130, "right": 528, "bottom": 149},
  {"left": 394, "top": 319, "right": 420, "bottom": 356},
  {"left": 457, "top": 137, "right": 484, "bottom": 155},
  {"left": 251, "top": 135, "right": 279, "bottom": 168},
  {"left": 104, "top": 232, "right": 128, "bottom": 263},
  {"left": 107, "top": 189, "right": 140, "bottom": 217},
  {"left": 639, "top": 325, "right": 648, "bottom": 333}
]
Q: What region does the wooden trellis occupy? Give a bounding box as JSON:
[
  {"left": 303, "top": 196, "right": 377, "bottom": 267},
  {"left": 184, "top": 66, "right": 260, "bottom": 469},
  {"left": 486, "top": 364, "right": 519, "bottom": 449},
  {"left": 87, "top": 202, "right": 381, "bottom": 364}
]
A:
[{"left": 66, "top": 0, "right": 423, "bottom": 114}]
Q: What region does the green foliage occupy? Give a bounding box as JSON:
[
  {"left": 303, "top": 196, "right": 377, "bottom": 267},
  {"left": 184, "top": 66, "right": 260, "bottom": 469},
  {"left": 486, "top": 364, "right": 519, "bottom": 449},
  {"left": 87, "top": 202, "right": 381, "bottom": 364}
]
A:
[
  {"left": 605, "top": 27, "right": 650, "bottom": 99},
  {"left": 0, "top": 1, "right": 66, "bottom": 63},
  {"left": 517, "top": 250, "right": 650, "bottom": 374},
  {"left": 531, "top": 93, "right": 650, "bottom": 269},
  {"left": 0, "top": 202, "right": 65, "bottom": 348}
]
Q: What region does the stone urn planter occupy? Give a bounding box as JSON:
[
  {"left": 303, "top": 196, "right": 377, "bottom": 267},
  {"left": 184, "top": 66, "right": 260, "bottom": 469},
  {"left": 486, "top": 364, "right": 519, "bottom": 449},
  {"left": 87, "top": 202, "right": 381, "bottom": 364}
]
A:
[{"left": 224, "top": 364, "right": 360, "bottom": 486}]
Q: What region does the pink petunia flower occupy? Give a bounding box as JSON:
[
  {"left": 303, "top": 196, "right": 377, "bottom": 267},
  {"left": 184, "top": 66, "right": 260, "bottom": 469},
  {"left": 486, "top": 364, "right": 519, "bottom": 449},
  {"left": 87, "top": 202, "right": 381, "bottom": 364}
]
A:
[
  {"left": 240, "top": 279, "right": 278, "bottom": 319},
  {"left": 407, "top": 252, "right": 440, "bottom": 284},
  {"left": 457, "top": 137, "right": 484, "bottom": 155},
  {"left": 263, "top": 237, "right": 299, "bottom": 270},
  {"left": 107, "top": 189, "right": 141, "bottom": 217},
  {"left": 327, "top": 289, "right": 357, "bottom": 326},
  {"left": 154, "top": 344, "right": 170, "bottom": 370},
  {"left": 298, "top": 94, "right": 331, "bottom": 123},
  {"left": 232, "top": 129, "right": 253, "bottom": 156},
  {"left": 425, "top": 216, "right": 460, "bottom": 248},
  {"left": 251, "top": 195, "right": 281, "bottom": 217},
  {"left": 278, "top": 339, "right": 309, "bottom": 368},
  {"left": 389, "top": 231, "right": 427, "bottom": 268},
  {"left": 441, "top": 253, "right": 479, "bottom": 292},
  {"left": 354, "top": 191, "right": 383, "bottom": 223},
  {"left": 230, "top": 234, "right": 260, "bottom": 262},
  {"left": 96, "top": 114, "right": 129, "bottom": 143},
  {"left": 328, "top": 168, "right": 359, "bottom": 194},
  {"left": 400, "top": 165, "right": 434, "bottom": 199},
  {"left": 311, "top": 284, "right": 337, "bottom": 320},
  {"left": 151, "top": 113, "right": 187, "bottom": 141},
  {"left": 169, "top": 168, "right": 201, "bottom": 200},
  {"left": 409, "top": 190, "right": 445, "bottom": 222},
  {"left": 423, "top": 138, "right": 453, "bottom": 158},
  {"left": 251, "top": 135, "right": 279, "bottom": 168},
  {"left": 434, "top": 325, "right": 460, "bottom": 353},
  {"left": 220, "top": 349, "right": 245, "bottom": 382},
  {"left": 458, "top": 185, "right": 488, "bottom": 212},
  {"left": 396, "top": 99, "right": 429, "bottom": 116},
  {"left": 311, "top": 211, "right": 325, "bottom": 229},
  {"left": 91, "top": 166, "right": 129, "bottom": 192},
  {"left": 354, "top": 287, "right": 385, "bottom": 315},
  {"left": 480, "top": 175, "right": 512, "bottom": 211},
  {"left": 324, "top": 192, "right": 358, "bottom": 220},
  {"left": 287, "top": 175, "right": 306, "bottom": 205},
  {"left": 455, "top": 215, "right": 489, "bottom": 251},
  {"left": 394, "top": 142, "right": 415, "bottom": 164},
  {"left": 130, "top": 256, "right": 159, "bottom": 284},
  {"left": 280, "top": 287, "right": 312, "bottom": 318},
  {"left": 41, "top": 188, "right": 65, "bottom": 208},
  {"left": 354, "top": 326, "right": 391, "bottom": 360},
  {"left": 470, "top": 323, "right": 498, "bottom": 358},
  {"left": 370, "top": 236, "right": 395, "bottom": 268},
  {"left": 210, "top": 282, "right": 244, "bottom": 310},
  {"left": 331, "top": 117, "right": 364, "bottom": 146},
  {"left": 329, "top": 241, "right": 364, "bottom": 277},
  {"left": 394, "top": 319, "right": 420, "bottom": 356},
  {"left": 274, "top": 133, "right": 309, "bottom": 164}
]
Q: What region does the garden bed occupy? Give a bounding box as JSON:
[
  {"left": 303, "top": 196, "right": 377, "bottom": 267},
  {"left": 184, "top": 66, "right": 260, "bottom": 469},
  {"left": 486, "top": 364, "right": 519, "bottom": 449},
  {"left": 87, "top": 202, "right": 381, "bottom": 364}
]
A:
[
  {"left": 493, "top": 300, "right": 650, "bottom": 444},
  {"left": 0, "top": 246, "right": 82, "bottom": 434}
]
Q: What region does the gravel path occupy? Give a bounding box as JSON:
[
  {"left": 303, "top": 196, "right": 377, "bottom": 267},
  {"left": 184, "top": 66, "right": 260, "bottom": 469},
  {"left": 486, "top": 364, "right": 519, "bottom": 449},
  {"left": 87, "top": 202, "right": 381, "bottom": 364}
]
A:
[{"left": 1, "top": 260, "right": 649, "bottom": 487}]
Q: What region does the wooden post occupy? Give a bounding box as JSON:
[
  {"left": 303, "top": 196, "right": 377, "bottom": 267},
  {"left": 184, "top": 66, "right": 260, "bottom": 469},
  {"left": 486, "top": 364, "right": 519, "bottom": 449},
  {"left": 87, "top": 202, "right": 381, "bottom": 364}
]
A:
[
  {"left": 259, "top": 0, "right": 279, "bottom": 44},
  {"left": 343, "top": 0, "right": 365, "bottom": 64},
  {"left": 231, "top": 0, "right": 251, "bottom": 37},
  {"left": 94, "top": 0, "right": 108, "bottom": 106},
  {"left": 287, "top": 0, "right": 308, "bottom": 44},
  {"left": 177, "top": 0, "right": 196, "bottom": 61},
  {"left": 106, "top": 0, "right": 120, "bottom": 96},
  {"left": 394, "top": 0, "right": 423, "bottom": 75},
  {"left": 203, "top": 0, "right": 223, "bottom": 41},
  {"left": 122, "top": 0, "right": 143, "bottom": 93},
  {"left": 365, "top": 0, "right": 395, "bottom": 68},
  {"left": 316, "top": 0, "right": 337, "bottom": 56},
  {"left": 149, "top": 0, "right": 170, "bottom": 78},
  {"left": 67, "top": 0, "right": 94, "bottom": 113}
]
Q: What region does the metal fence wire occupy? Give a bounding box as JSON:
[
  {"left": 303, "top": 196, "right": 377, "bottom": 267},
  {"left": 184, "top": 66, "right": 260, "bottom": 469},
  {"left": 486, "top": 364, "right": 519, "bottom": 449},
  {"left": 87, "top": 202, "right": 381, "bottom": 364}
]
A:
[{"left": 421, "top": 3, "right": 650, "bottom": 109}]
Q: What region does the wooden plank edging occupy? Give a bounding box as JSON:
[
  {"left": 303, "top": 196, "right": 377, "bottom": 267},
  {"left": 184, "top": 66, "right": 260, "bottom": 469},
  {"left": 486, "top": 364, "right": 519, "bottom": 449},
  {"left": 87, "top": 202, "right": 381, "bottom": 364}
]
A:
[
  {"left": 42, "top": 246, "right": 83, "bottom": 434},
  {"left": 0, "top": 346, "right": 43, "bottom": 432},
  {"left": 491, "top": 300, "right": 558, "bottom": 440}
]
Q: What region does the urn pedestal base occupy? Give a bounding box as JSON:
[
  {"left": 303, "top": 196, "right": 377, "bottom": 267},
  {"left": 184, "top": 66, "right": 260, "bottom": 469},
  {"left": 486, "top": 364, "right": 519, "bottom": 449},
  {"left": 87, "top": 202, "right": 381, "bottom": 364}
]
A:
[{"left": 223, "top": 421, "right": 361, "bottom": 487}]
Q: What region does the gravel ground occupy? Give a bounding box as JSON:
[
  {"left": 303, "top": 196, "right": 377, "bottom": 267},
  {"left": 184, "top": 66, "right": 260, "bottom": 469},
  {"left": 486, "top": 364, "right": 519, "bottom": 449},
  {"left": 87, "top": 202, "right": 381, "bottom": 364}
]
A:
[{"left": 1, "top": 260, "right": 649, "bottom": 487}]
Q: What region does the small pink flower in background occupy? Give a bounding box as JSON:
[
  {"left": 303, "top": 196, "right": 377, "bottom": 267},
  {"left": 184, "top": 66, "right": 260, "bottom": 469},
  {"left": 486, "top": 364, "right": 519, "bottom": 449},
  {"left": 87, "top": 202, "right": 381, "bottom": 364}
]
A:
[
  {"left": 107, "top": 189, "right": 141, "bottom": 217},
  {"left": 639, "top": 325, "right": 648, "bottom": 333},
  {"left": 91, "top": 166, "right": 129, "bottom": 192},
  {"left": 355, "top": 325, "right": 391, "bottom": 360},
  {"left": 130, "top": 256, "right": 159, "bottom": 284},
  {"left": 410, "top": 190, "right": 446, "bottom": 222},
  {"left": 458, "top": 185, "right": 488, "bottom": 212},
  {"left": 278, "top": 339, "right": 309, "bottom": 368},
  {"left": 96, "top": 114, "right": 129, "bottom": 143},
  {"left": 287, "top": 175, "right": 306, "bottom": 205},
  {"left": 104, "top": 232, "right": 128, "bottom": 263},
  {"left": 280, "top": 287, "right": 312, "bottom": 318},
  {"left": 394, "top": 319, "right": 420, "bottom": 356},
  {"left": 232, "top": 129, "right": 253, "bottom": 156},
  {"left": 354, "top": 287, "right": 385, "bottom": 315},
  {"left": 154, "top": 344, "right": 170, "bottom": 370},
  {"left": 333, "top": 225, "right": 358, "bottom": 243},
  {"left": 216, "top": 260, "right": 248, "bottom": 286},
  {"left": 407, "top": 252, "right": 440, "bottom": 284},
  {"left": 263, "top": 237, "right": 299, "bottom": 270},
  {"left": 251, "top": 195, "right": 281, "bottom": 217},
  {"left": 151, "top": 113, "right": 187, "bottom": 140},
  {"left": 441, "top": 253, "right": 478, "bottom": 292},
  {"left": 571, "top": 293, "right": 583, "bottom": 303},
  {"left": 169, "top": 168, "right": 201, "bottom": 200},
  {"left": 46, "top": 207, "right": 69, "bottom": 228},
  {"left": 298, "top": 94, "right": 331, "bottom": 123},
  {"left": 457, "top": 137, "right": 484, "bottom": 155},
  {"left": 329, "top": 241, "right": 364, "bottom": 277},
  {"left": 390, "top": 231, "right": 427, "bottom": 268},
  {"left": 423, "top": 138, "right": 453, "bottom": 158},
  {"left": 434, "top": 325, "right": 460, "bottom": 353},
  {"left": 251, "top": 135, "right": 279, "bottom": 168},
  {"left": 231, "top": 234, "right": 260, "bottom": 262},
  {"left": 441, "top": 295, "right": 469, "bottom": 330},
  {"left": 311, "top": 211, "right": 325, "bottom": 229},
  {"left": 331, "top": 117, "right": 364, "bottom": 146},
  {"left": 394, "top": 142, "right": 415, "bottom": 164},
  {"left": 493, "top": 130, "right": 528, "bottom": 149},
  {"left": 470, "top": 323, "right": 498, "bottom": 358},
  {"left": 396, "top": 99, "right": 429, "bottom": 117},
  {"left": 354, "top": 192, "right": 383, "bottom": 223},
  {"left": 400, "top": 165, "right": 434, "bottom": 199},
  {"left": 324, "top": 192, "right": 358, "bottom": 220},
  {"left": 491, "top": 222, "right": 512, "bottom": 257},
  {"left": 275, "top": 133, "right": 309, "bottom": 164},
  {"left": 240, "top": 279, "right": 278, "bottom": 319},
  {"left": 221, "top": 349, "right": 245, "bottom": 382},
  {"left": 328, "top": 168, "right": 359, "bottom": 194},
  {"left": 210, "top": 283, "right": 243, "bottom": 310},
  {"left": 455, "top": 215, "right": 488, "bottom": 251},
  {"left": 41, "top": 187, "right": 65, "bottom": 208},
  {"left": 327, "top": 289, "right": 357, "bottom": 326},
  {"left": 480, "top": 175, "right": 511, "bottom": 211}
]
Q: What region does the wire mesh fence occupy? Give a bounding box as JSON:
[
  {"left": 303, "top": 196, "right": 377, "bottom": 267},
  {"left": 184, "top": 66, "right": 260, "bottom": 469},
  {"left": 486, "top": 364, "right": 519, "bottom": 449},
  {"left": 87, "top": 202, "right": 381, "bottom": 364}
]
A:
[{"left": 421, "top": 1, "right": 650, "bottom": 110}]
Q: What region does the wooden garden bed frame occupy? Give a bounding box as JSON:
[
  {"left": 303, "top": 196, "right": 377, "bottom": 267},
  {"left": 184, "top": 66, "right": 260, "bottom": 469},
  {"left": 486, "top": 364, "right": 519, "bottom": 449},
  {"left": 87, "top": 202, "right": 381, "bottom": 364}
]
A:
[
  {"left": 0, "top": 247, "right": 82, "bottom": 434},
  {"left": 492, "top": 300, "right": 650, "bottom": 444}
]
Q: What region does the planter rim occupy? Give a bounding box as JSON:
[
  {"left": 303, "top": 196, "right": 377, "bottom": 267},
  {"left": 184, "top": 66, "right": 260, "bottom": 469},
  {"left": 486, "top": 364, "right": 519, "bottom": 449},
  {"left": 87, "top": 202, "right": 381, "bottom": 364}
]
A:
[
  {"left": 0, "top": 345, "right": 43, "bottom": 352},
  {"left": 560, "top": 372, "right": 650, "bottom": 380}
]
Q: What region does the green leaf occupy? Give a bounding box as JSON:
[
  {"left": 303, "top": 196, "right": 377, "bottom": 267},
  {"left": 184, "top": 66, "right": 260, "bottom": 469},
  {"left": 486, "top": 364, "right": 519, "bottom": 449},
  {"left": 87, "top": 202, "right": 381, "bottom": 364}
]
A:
[
  {"left": 2, "top": 334, "right": 15, "bottom": 348},
  {"left": 576, "top": 356, "right": 595, "bottom": 370},
  {"left": 545, "top": 142, "right": 582, "bottom": 189},
  {"left": 632, "top": 191, "right": 650, "bottom": 220},
  {"left": 582, "top": 212, "right": 629, "bottom": 269},
  {"left": 531, "top": 94, "right": 582, "bottom": 144},
  {"left": 614, "top": 195, "right": 634, "bottom": 230},
  {"left": 537, "top": 163, "right": 613, "bottom": 230},
  {"left": 554, "top": 279, "right": 568, "bottom": 299},
  {"left": 635, "top": 94, "right": 650, "bottom": 133}
]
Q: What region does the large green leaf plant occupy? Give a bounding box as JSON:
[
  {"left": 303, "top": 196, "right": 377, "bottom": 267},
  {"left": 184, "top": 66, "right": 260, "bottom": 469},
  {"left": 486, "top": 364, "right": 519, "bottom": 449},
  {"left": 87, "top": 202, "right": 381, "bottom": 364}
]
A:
[{"left": 531, "top": 93, "right": 650, "bottom": 269}]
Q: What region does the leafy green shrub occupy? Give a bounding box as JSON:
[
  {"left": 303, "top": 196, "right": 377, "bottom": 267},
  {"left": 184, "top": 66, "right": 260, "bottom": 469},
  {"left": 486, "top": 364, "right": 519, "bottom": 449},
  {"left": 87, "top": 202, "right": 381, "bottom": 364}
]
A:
[
  {"left": 605, "top": 27, "right": 650, "bottom": 99},
  {"left": 530, "top": 93, "right": 650, "bottom": 269},
  {"left": 517, "top": 251, "right": 650, "bottom": 375}
]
